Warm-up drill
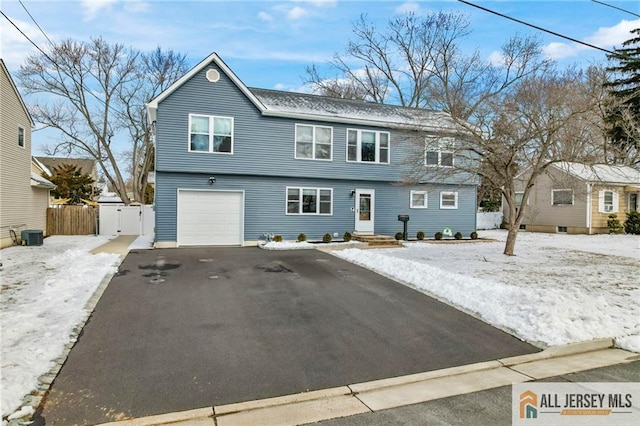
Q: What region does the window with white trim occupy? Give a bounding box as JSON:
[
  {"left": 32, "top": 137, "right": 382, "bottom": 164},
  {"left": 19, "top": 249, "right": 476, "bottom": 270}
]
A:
[
  {"left": 410, "top": 190, "right": 428, "bottom": 209},
  {"left": 18, "top": 126, "right": 25, "bottom": 148},
  {"left": 295, "top": 124, "right": 332, "bottom": 160},
  {"left": 599, "top": 190, "right": 618, "bottom": 213},
  {"left": 286, "top": 187, "right": 332, "bottom": 215},
  {"left": 347, "top": 129, "right": 390, "bottom": 163},
  {"left": 425, "top": 137, "right": 454, "bottom": 167},
  {"left": 552, "top": 189, "right": 573, "bottom": 206},
  {"left": 440, "top": 191, "right": 458, "bottom": 209},
  {"left": 189, "top": 114, "right": 233, "bottom": 153}
]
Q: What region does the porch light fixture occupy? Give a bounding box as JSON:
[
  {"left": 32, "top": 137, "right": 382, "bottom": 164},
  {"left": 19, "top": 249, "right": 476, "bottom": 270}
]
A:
[
  {"left": 208, "top": 176, "right": 216, "bottom": 184},
  {"left": 350, "top": 189, "right": 356, "bottom": 196}
]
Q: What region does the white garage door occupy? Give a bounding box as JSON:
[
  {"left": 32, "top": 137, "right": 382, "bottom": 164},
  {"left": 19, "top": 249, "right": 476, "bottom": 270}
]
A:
[{"left": 177, "top": 190, "right": 244, "bottom": 246}]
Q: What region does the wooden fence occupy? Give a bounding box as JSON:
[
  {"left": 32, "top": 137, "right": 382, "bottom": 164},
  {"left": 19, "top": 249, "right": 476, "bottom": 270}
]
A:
[{"left": 47, "top": 206, "right": 97, "bottom": 235}]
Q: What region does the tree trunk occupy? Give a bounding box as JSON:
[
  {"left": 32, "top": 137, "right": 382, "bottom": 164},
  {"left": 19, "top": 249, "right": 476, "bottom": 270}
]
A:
[{"left": 503, "top": 227, "right": 519, "bottom": 256}]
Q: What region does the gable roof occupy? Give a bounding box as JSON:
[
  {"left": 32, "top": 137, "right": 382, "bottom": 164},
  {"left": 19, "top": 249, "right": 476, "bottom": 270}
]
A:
[
  {"left": 552, "top": 162, "right": 640, "bottom": 185},
  {"left": 250, "top": 87, "right": 458, "bottom": 131},
  {"left": 146, "top": 52, "right": 265, "bottom": 123},
  {"left": 35, "top": 156, "right": 98, "bottom": 177},
  {"left": 1, "top": 59, "right": 34, "bottom": 126},
  {"left": 146, "top": 52, "right": 459, "bottom": 132}
]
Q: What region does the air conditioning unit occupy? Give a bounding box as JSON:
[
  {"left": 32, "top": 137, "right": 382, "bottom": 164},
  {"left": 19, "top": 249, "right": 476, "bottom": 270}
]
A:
[
  {"left": 604, "top": 205, "right": 613, "bottom": 212},
  {"left": 21, "top": 230, "right": 43, "bottom": 246}
]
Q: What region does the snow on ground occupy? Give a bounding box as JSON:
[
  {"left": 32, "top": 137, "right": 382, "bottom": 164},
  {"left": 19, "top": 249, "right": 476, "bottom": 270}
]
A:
[
  {"left": 0, "top": 235, "right": 121, "bottom": 418},
  {"left": 332, "top": 230, "right": 640, "bottom": 352}
]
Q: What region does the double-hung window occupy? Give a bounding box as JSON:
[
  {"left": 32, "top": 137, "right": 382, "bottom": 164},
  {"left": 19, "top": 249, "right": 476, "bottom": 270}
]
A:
[
  {"left": 599, "top": 190, "right": 618, "bottom": 213},
  {"left": 287, "top": 187, "right": 332, "bottom": 215},
  {"left": 552, "top": 189, "right": 573, "bottom": 206},
  {"left": 295, "top": 124, "right": 332, "bottom": 160},
  {"left": 189, "top": 114, "right": 233, "bottom": 154},
  {"left": 425, "top": 137, "right": 454, "bottom": 167},
  {"left": 410, "top": 190, "right": 428, "bottom": 209},
  {"left": 440, "top": 191, "right": 458, "bottom": 209},
  {"left": 347, "top": 129, "right": 390, "bottom": 164},
  {"left": 18, "top": 127, "right": 25, "bottom": 148}
]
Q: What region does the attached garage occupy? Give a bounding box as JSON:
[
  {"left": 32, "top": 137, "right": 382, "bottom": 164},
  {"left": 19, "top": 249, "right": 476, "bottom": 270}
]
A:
[{"left": 177, "top": 189, "right": 244, "bottom": 246}]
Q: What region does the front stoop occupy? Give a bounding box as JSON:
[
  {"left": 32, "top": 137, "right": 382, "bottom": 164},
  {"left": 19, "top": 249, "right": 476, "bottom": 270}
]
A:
[{"left": 352, "top": 235, "right": 402, "bottom": 248}]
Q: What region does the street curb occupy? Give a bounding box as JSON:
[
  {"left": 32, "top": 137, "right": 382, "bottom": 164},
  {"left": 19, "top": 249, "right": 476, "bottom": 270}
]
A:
[{"left": 93, "top": 339, "right": 628, "bottom": 426}]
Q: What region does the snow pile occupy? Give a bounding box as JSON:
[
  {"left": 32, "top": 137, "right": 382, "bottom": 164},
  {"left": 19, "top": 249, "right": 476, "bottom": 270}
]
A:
[
  {"left": 0, "top": 236, "right": 120, "bottom": 418},
  {"left": 333, "top": 230, "right": 640, "bottom": 352}
]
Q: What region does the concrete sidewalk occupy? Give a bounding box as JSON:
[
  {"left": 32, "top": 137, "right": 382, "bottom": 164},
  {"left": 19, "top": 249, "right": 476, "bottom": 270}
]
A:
[
  {"left": 91, "top": 234, "right": 140, "bottom": 257},
  {"left": 97, "top": 339, "right": 638, "bottom": 426}
]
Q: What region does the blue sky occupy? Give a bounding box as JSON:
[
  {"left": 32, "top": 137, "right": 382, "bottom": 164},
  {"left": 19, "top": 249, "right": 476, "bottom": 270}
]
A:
[
  {"left": 3, "top": 0, "right": 639, "bottom": 89},
  {"left": 2, "top": 0, "right": 639, "bottom": 153}
]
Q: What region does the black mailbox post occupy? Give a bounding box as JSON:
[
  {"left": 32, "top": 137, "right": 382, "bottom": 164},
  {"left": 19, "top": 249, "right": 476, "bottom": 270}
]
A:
[{"left": 397, "top": 214, "right": 409, "bottom": 241}]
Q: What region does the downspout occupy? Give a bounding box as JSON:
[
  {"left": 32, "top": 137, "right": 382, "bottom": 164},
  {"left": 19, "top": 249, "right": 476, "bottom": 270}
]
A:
[{"left": 586, "top": 182, "right": 592, "bottom": 235}]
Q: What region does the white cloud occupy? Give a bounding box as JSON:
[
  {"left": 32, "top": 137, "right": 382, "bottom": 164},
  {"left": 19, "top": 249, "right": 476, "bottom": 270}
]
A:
[
  {"left": 487, "top": 50, "right": 504, "bottom": 66},
  {"left": 124, "top": 0, "right": 150, "bottom": 14},
  {"left": 540, "top": 18, "right": 640, "bottom": 60},
  {"left": 542, "top": 42, "right": 584, "bottom": 60},
  {"left": 395, "top": 2, "right": 421, "bottom": 15},
  {"left": 80, "top": 0, "right": 118, "bottom": 21},
  {"left": 0, "top": 17, "right": 51, "bottom": 73},
  {"left": 585, "top": 19, "right": 640, "bottom": 49},
  {"left": 287, "top": 6, "right": 309, "bottom": 20},
  {"left": 292, "top": 0, "right": 337, "bottom": 7},
  {"left": 258, "top": 11, "right": 273, "bottom": 22}
]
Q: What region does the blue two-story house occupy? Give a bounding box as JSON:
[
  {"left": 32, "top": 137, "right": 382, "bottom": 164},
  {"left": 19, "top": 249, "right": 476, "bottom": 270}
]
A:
[{"left": 147, "top": 53, "right": 478, "bottom": 247}]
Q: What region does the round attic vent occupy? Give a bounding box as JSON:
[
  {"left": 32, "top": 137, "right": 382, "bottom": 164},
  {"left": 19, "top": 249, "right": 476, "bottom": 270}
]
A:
[{"left": 206, "top": 69, "right": 220, "bottom": 83}]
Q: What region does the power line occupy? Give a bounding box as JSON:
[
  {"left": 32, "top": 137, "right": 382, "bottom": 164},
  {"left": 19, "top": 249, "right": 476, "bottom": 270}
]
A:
[
  {"left": 19, "top": 0, "right": 54, "bottom": 46},
  {"left": 457, "top": 0, "right": 616, "bottom": 55},
  {"left": 591, "top": 0, "right": 640, "bottom": 18},
  {"left": 0, "top": 10, "right": 122, "bottom": 117}
]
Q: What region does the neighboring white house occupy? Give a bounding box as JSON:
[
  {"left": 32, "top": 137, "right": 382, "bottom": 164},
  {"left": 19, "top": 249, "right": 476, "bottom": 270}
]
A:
[
  {"left": 0, "top": 60, "right": 55, "bottom": 248},
  {"left": 506, "top": 162, "right": 640, "bottom": 234}
]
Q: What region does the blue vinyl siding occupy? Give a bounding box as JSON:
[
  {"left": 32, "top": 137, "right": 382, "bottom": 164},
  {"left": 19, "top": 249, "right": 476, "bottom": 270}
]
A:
[
  {"left": 154, "top": 62, "right": 476, "bottom": 184},
  {"left": 156, "top": 172, "right": 477, "bottom": 243}
]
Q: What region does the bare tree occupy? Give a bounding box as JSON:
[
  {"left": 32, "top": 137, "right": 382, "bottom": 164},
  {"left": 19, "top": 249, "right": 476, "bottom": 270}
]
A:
[
  {"left": 308, "top": 11, "right": 608, "bottom": 255},
  {"left": 19, "top": 38, "right": 188, "bottom": 203}
]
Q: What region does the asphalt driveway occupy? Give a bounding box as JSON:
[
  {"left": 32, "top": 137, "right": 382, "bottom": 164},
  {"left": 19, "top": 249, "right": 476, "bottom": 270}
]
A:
[{"left": 36, "top": 247, "right": 538, "bottom": 425}]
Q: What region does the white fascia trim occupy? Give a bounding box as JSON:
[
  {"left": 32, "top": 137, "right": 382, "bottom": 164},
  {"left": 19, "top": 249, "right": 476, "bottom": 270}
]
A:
[{"left": 146, "top": 52, "right": 267, "bottom": 124}]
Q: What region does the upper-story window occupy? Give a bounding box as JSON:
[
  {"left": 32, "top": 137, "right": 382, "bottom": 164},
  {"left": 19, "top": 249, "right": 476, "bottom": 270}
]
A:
[
  {"left": 552, "top": 189, "right": 573, "bottom": 206},
  {"left": 425, "top": 137, "right": 454, "bottom": 167},
  {"left": 295, "top": 124, "right": 332, "bottom": 160},
  {"left": 347, "top": 129, "right": 390, "bottom": 164},
  {"left": 189, "top": 114, "right": 233, "bottom": 154},
  {"left": 18, "top": 126, "right": 25, "bottom": 148}
]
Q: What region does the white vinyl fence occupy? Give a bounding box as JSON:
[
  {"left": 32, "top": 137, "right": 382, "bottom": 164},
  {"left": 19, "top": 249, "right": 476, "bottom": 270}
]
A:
[
  {"left": 99, "top": 205, "right": 154, "bottom": 236},
  {"left": 477, "top": 211, "right": 503, "bottom": 230}
]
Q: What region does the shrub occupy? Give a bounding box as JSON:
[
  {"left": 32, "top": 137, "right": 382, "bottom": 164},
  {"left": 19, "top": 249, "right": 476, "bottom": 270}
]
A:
[
  {"left": 435, "top": 231, "right": 443, "bottom": 240},
  {"left": 322, "top": 233, "right": 332, "bottom": 243},
  {"left": 416, "top": 230, "right": 425, "bottom": 240},
  {"left": 624, "top": 210, "right": 640, "bottom": 235},
  {"left": 395, "top": 232, "right": 404, "bottom": 240},
  {"left": 273, "top": 235, "right": 283, "bottom": 242},
  {"left": 297, "top": 233, "right": 307, "bottom": 242},
  {"left": 470, "top": 231, "right": 478, "bottom": 240},
  {"left": 343, "top": 231, "right": 352, "bottom": 242},
  {"left": 454, "top": 232, "right": 463, "bottom": 240},
  {"left": 607, "top": 214, "right": 623, "bottom": 234}
]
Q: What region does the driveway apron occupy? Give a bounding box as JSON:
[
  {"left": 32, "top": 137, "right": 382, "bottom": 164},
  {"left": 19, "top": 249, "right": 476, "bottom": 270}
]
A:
[{"left": 36, "top": 247, "right": 538, "bottom": 425}]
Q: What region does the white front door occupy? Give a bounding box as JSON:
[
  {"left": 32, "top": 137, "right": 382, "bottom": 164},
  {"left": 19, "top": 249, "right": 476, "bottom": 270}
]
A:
[{"left": 355, "top": 189, "right": 375, "bottom": 234}]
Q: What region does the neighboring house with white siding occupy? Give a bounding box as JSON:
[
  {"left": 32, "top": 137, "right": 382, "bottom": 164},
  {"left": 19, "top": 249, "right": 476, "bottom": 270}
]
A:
[
  {"left": 505, "top": 162, "right": 640, "bottom": 234},
  {"left": 0, "top": 59, "right": 55, "bottom": 248}
]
